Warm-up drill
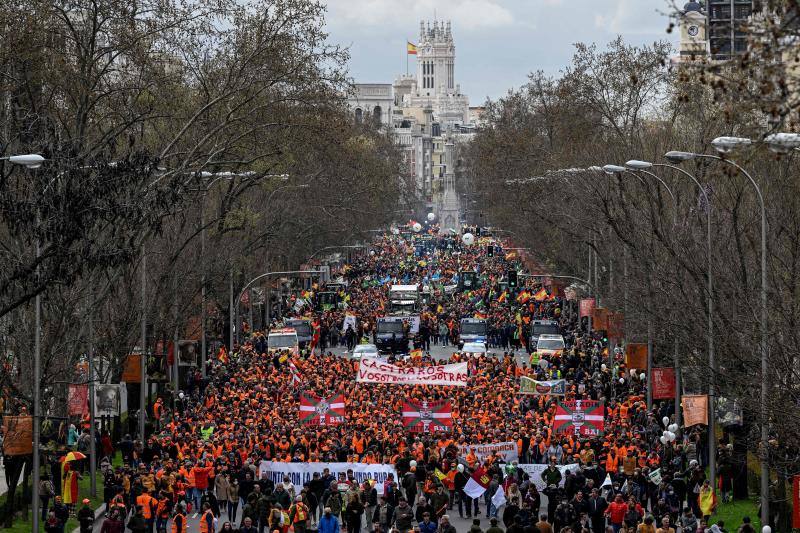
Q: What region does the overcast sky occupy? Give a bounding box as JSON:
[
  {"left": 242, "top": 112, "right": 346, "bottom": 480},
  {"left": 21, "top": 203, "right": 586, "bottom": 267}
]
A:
[{"left": 324, "top": 0, "right": 680, "bottom": 104}]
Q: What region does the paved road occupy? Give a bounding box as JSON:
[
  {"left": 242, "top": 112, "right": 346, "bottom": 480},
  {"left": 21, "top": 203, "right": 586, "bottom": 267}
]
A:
[
  {"left": 88, "top": 346, "right": 541, "bottom": 532},
  {"left": 90, "top": 498, "right": 551, "bottom": 533}
]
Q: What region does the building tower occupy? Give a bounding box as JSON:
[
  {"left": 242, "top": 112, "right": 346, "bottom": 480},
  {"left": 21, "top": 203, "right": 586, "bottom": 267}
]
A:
[
  {"left": 679, "top": 2, "right": 708, "bottom": 59},
  {"left": 416, "top": 20, "right": 455, "bottom": 97}
]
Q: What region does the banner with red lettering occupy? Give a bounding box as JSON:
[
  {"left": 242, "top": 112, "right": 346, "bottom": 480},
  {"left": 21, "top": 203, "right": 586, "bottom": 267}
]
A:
[
  {"left": 356, "top": 359, "right": 468, "bottom": 386},
  {"left": 652, "top": 368, "right": 676, "bottom": 399}
]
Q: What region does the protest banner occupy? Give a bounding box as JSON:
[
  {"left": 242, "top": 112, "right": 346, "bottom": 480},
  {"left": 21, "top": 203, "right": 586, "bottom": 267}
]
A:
[
  {"left": 591, "top": 307, "right": 609, "bottom": 330},
  {"left": 257, "top": 462, "right": 397, "bottom": 494},
  {"left": 95, "top": 384, "right": 121, "bottom": 417},
  {"left": 553, "top": 400, "right": 605, "bottom": 437},
  {"left": 121, "top": 354, "right": 142, "bottom": 383},
  {"left": 607, "top": 311, "right": 625, "bottom": 340},
  {"left": 458, "top": 442, "right": 519, "bottom": 463},
  {"left": 651, "top": 368, "right": 676, "bottom": 400},
  {"left": 2, "top": 416, "right": 33, "bottom": 455},
  {"left": 682, "top": 394, "right": 709, "bottom": 426},
  {"left": 357, "top": 359, "right": 468, "bottom": 386},
  {"left": 519, "top": 377, "right": 566, "bottom": 395},
  {"left": 299, "top": 394, "right": 345, "bottom": 426},
  {"left": 625, "top": 343, "right": 648, "bottom": 369},
  {"left": 518, "top": 464, "right": 580, "bottom": 491},
  {"left": 579, "top": 299, "right": 595, "bottom": 318},
  {"left": 402, "top": 399, "right": 453, "bottom": 433},
  {"left": 68, "top": 384, "right": 89, "bottom": 416}
]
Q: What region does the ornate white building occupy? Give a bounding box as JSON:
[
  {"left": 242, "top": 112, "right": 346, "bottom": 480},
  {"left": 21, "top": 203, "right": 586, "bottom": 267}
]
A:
[
  {"left": 401, "top": 21, "right": 470, "bottom": 128},
  {"left": 347, "top": 20, "right": 473, "bottom": 231}
]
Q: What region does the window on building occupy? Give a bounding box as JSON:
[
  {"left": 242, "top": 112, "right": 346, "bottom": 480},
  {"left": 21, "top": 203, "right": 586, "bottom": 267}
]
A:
[
  {"left": 373, "top": 106, "right": 382, "bottom": 125},
  {"left": 355, "top": 108, "right": 362, "bottom": 123}
]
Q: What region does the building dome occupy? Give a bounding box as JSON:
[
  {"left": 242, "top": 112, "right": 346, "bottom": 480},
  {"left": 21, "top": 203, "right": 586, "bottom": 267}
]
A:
[{"left": 683, "top": 1, "right": 702, "bottom": 13}]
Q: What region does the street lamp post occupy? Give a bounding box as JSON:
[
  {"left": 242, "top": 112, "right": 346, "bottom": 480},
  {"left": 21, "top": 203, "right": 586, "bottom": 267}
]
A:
[
  {"left": 603, "top": 164, "right": 678, "bottom": 411},
  {"left": 630, "top": 159, "right": 714, "bottom": 442},
  {"left": 665, "top": 138, "right": 774, "bottom": 524},
  {"left": 232, "top": 270, "right": 323, "bottom": 346},
  {"left": 2, "top": 153, "right": 47, "bottom": 533}
]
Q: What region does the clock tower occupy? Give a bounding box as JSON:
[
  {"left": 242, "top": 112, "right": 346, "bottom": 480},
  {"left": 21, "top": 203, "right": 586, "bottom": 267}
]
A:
[
  {"left": 416, "top": 20, "right": 455, "bottom": 96},
  {"left": 679, "top": 1, "right": 707, "bottom": 58}
]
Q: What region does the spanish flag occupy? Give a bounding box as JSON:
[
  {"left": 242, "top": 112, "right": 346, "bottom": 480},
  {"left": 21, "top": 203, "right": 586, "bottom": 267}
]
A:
[
  {"left": 217, "top": 345, "right": 229, "bottom": 364},
  {"left": 533, "top": 288, "right": 549, "bottom": 302},
  {"left": 497, "top": 291, "right": 507, "bottom": 303},
  {"left": 407, "top": 41, "right": 418, "bottom": 55},
  {"left": 516, "top": 290, "right": 531, "bottom": 304}
]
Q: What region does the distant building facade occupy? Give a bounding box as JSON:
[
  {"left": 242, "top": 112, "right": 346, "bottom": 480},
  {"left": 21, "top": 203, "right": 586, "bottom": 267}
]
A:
[{"left": 347, "top": 20, "right": 477, "bottom": 230}]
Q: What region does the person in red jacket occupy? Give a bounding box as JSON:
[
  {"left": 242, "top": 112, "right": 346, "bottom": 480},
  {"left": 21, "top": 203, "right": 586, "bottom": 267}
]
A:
[{"left": 605, "top": 494, "right": 628, "bottom": 533}]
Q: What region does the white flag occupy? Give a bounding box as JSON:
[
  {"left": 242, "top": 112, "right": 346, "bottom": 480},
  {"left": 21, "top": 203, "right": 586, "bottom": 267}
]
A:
[
  {"left": 600, "top": 474, "right": 612, "bottom": 488},
  {"left": 621, "top": 479, "right": 629, "bottom": 493},
  {"left": 491, "top": 484, "right": 506, "bottom": 509}
]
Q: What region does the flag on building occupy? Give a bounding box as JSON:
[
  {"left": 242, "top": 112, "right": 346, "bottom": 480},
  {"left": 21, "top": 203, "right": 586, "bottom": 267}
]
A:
[
  {"left": 407, "top": 42, "right": 418, "bottom": 55},
  {"left": 533, "top": 288, "right": 549, "bottom": 302},
  {"left": 464, "top": 466, "right": 491, "bottom": 499},
  {"left": 299, "top": 393, "right": 346, "bottom": 426},
  {"left": 402, "top": 399, "right": 453, "bottom": 433},
  {"left": 553, "top": 400, "right": 605, "bottom": 437}
]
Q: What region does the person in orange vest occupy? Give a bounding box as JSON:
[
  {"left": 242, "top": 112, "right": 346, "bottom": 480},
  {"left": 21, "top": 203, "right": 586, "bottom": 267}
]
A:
[
  {"left": 199, "top": 502, "right": 215, "bottom": 533},
  {"left": 171, "top": 504, "right": 187, "bottom": 533},
  {"left": 289, "top": 495, "right": 310, "bottom": 533},
  {"left": 153, "top": 398, "right": 164, "bottom": 432},
  {"left": 136, "top": 487, "right": 158, "bottom": 533}
]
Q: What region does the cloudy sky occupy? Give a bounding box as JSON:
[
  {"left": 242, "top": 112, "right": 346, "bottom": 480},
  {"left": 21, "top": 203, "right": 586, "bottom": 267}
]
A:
[{"left": 324, "top": 0, "right": 680, "bottom": 103}]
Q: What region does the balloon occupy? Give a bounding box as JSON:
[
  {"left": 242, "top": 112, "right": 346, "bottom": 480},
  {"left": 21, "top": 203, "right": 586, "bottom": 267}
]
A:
[
  {"left": 668, "top": 424, "right": 678, "bottom": 433},
  {"left": 639, "top": 372, "right": 646, "bottom": 381},
  {"left": 619, "top": 377, "right": 625, "bottom": 384},
  {"left": 391, "top": 227, "right": 400, "bottom": 235},
  {"left": 412, "top": 223, "right": 422, "bottom": 233},
  {"left": 666, "top": 432, "right": 675, "bottom": 442},
  {"left": 659, "top": 436, "right": 667, "bottom": 444},
  {"left": 762, "top": 527, "right": 772, "bottom": 533},
  {"left": 410, "top": 460, "right": 417, "bottom": 468},
  {"left": 457, "top": 464, "right": 464, "bottom": 472},
  {"left": 369, "top": 250, "right": 376, "bottom": 256},
  {"left": 662, "top": 416, "right": 670, "bottom": 426},
  {"left": 462, "top": 232, "right": 475, "bottom": 246},
  {"left": 427, "top": 212, "right": 436, "bottom": 222},
  {"left": 601, "top": 364, "right": 607, "bottom": 371}
]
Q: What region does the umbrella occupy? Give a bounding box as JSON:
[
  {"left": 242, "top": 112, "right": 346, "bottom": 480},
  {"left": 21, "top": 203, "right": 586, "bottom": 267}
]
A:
[{"left": 60, "top": 451, "right": 86, "bottom": 463}]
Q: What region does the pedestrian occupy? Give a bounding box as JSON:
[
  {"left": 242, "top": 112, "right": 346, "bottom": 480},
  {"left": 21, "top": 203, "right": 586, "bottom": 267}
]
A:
[
  {"left": 289, "top": 495, "right": 310, "bottom": 533},
  {"left": 45, "top": 511, "right": 62, "bottom": 533},
  {"left": 128, "top": 506, "right": 148, "bottom": 533},
  {"left": 78, "top": 498, "right": 95, "bottom": 533},
  {"left": 486, "top": 517, "right": 505, "bottom": 533},
  {"left": 319, "top": 507, "right": 340, "bottom": 533}
]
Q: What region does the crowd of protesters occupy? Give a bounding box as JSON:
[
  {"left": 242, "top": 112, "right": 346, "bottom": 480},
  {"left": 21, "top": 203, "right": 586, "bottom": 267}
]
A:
[{"left": 67, "top": 228, "right": 748, "bottom": 533}]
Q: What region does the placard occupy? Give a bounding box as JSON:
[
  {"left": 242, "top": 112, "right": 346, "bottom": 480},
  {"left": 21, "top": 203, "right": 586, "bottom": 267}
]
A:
[
  {"left": 458, "top": 442, "right": 519, "bottom": 463},
  {"left": 682, "top": 394, "right": 709, "bottom": 426},
  {"left": 2, "top": 416, "right": 33, "bottom": 455},
  {"left": 356, "top": 359, "right": 468, "bottom": 386},
  {"left": 651, "top": 367, "right": 676, "bottom": 399},
  {"left": 579, "top": 299, "right": 595, "bottom": 318},
  {"left": 258, "top": 462, "right": 397, "bottom": 494}
]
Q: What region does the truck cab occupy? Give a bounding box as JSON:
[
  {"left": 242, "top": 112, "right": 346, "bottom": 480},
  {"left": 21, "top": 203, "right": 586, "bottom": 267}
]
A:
[
  {"left": 458, "top": 318, "right": 488, "bottom": 349},
  {"left": 388, "top": 284, "right": 420, "bottom": 314},
  {"left": 528, "top": 320, "right": 560, "bottom": 354},
  {"left": 284, "top": 319, "right": 313, "bottom": 349},
  {"left": 267, "top": 328, "right": 299, "bottom": 357},
  {"left": 375, "top": 317, "right": 409, "bottom": 354}
]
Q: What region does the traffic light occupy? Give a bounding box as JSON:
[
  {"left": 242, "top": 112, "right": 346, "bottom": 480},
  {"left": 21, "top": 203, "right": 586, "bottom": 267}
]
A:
[
  {"left": 508, "top": 270, "right": 518, "bottom": 288},
  {"left": 487, "top": 245, "right": 494, "bottom": 257}
]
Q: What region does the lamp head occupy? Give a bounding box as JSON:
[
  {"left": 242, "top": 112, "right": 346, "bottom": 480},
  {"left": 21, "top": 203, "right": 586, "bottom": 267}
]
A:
[
  {"left": 9, "top": 154, "right": 45, "bottom": 168},
  {"left": 764, "top": 132, "right": 800, "bottom": 154},
  {"left": 625, "top": 160, "right": 653, "bottom": 170},
  {"left": 664, "top": 151, "right": 696, "bottom": 164},
  {"left": 711, "top": 136, "right": 752, "bottom": 154},
  {"left": 602, "top": 164, "right": 625, "bottom": 174}
]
